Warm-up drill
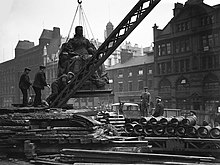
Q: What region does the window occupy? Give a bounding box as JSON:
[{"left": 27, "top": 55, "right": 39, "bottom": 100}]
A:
[
  {"left": 128, "top": 81, "right": 132, "bottom": 91},
  {"left": 167, "top": 43, "right": 171, "bottom": 54},
  {"left": 158, "top": 63, "right": 162, "bottom": 74},
  {"left": 208, "top": 34, "right": 213, "bottom": 47},
  {"left": 158, "top": 45, "right": 161, "bottom": 56},
  {"left": 174, "top": 42, "right": 180, "bottom": 53},
  {"left": 128, "top": 71, "right": 132, "bottom": 77},
  {"left": 174, "top": 38, "right": 190, "bottom": 54},
  {"left": 118, "top": 82, "right": 123, "bottom": 92},
  {"left": 138, "top": 68, "right": 143, "bottom": 75},
  {"left": 118, "top": 70, "right": 123, "bottom": 78},
  {"left": 167, "top": 61, "right": 172, "bottom": 73},
  {"left": 201, "top": 15, "right": 214, "bottom": 26},
  {"left": 180, "top": 41, "right": 185, "bottom": 52},
  {"left": 138, "top": 80, "right": 144, "bottom": 91},
  {"left": 185, "top": 39, "right": 190, "bottom": 51},
  {"left": 161, "top": 44, "right": 166, "bottom": 56},
  {"left": 214, "top": 33, "right": 219, "bottom": 46},
  {"left": 161, "top": 63, "right": 166, "bottom": 74},
  {"left": 176, "top": 77, "right": 190, "bottom": 92},
  {"left": 201, "top": 33, "right": 219, "bottom": 49},
  {"left": 148, "top": 65, "right": 153, "bottom": 74},
  {"left": 176, "top": 21, "right": 189, "bottom": 32},
  {"left": 158, "top": 42, "right": 172, "bottom": 56}
]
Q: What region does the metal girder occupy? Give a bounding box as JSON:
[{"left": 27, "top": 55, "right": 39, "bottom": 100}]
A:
[{"left": 50, "top": 0, "right": 161, "bottom": 108}]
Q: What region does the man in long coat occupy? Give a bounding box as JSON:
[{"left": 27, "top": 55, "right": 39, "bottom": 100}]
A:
[
  {"left": 19, "top": 67, "right": 32, "bottom": 107},
  {"left": 33, "top": 65, "right": 49, "bottom": 107},
  {"left": 140, "top": 87, "right": 151, "bottom": 117}
]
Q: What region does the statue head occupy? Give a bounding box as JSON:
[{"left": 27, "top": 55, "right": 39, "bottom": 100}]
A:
[{"left": 75, "top": 26, "right": 83, "bottom": 37}]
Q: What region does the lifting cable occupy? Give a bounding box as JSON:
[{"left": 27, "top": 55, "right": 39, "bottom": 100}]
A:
[{"left": 66, "top": 0, "right": 95, "bottom": 42}]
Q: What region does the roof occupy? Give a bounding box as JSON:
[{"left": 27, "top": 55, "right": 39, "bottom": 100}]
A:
[
  {"left": 112, "top": 103, "right": 139, "bottom": 106},
  {"left": 40, "top": 29, "right": 53, "bottom": 39},
  {"left": 106, "top": 55, "right": 154, "bottom": 70},
  {"left": 15, "top": 40, "right": 34, "bottom": 49}
]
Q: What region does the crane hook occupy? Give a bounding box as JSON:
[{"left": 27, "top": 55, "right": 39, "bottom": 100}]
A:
[{"left": 78, "top": 0, "right": 82, "bottom": 4}]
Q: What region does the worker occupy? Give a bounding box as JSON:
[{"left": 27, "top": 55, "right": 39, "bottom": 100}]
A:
[
  {"left": 19, "top": 67, "right": 32, "bottom": 107},
  {"left": 140, "top": 87, "right": 151, "bottom": 117},
  {"left": 46, "top": 74, "right": 68, "bottom": 105},
  {"left": 152, "top": 96, "right": 164, "bottom": 117},
  {"left": 32, "top": 65, "right": 50, "bottom": 107}
]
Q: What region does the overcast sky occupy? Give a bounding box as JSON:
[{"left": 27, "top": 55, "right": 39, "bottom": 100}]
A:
[{"left": 0, "top": 0, "right": 219, "bottom": 62}]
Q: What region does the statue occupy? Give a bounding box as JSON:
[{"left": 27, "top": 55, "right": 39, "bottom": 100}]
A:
[{"left": 58, "top": 26, "right": 109, "bottom": 89}]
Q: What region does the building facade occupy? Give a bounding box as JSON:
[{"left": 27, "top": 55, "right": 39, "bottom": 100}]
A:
[
  {"left": 153, "top": 0, "right": 220, "bottom": 113},
  {"left": 106, "top": 50, "right": 154, "bottom": 104}
]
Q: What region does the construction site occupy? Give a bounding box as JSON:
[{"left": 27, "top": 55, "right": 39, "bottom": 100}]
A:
[{"left": 1, "top": 0, "right": 220, "bottom": 164}]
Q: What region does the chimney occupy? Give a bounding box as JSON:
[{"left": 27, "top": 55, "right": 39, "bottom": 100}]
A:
[
  {"left": 185, "top": 0, "right": 204, "bottom": 5},
  {"left": 173, "top": 3, "right": 184, "bottom": 17},
  {"left": 52, "top": 27, "right": 60, "bottom": 39}
]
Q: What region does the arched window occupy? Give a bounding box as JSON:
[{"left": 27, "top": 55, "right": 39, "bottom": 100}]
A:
[
  {"left": 159, "top": 78, "right": 171, "bottom": 93},
  {"left": 176, "top": 77, "right": 190, "bottom": 91}
]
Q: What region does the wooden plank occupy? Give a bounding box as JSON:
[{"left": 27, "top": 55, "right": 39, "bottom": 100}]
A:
[{"left": 61, "top": 149, "right": 216, "bottom": 163}]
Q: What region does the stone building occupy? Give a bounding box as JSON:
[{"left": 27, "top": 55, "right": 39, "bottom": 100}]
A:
[{"left": 153, "top": 0, "right": 220, "bottom": 113}]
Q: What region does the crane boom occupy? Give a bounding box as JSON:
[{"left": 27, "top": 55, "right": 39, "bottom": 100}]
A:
[{"left": 50, "top": 0, "right": 161, "bottom": 108}]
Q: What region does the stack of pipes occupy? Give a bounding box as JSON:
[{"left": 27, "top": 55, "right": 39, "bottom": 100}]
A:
[{"left": 124, "top": 116, "right": 220, "bottom": 138}]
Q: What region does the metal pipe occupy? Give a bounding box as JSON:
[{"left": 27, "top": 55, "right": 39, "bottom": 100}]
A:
[
  {"left": 170, "top": 116, "right": 184, "bottom": 127},
  {"left": 133, "top": 124, "right": 144, "bottom": 135},
  {"left": 198, "top": 125, "right": 212, "bottom": 138},
  {"left": 139, "top": 117, "right": 152, "bottom": 126},
  {"left": 186, "top": 125, "right": 199, "bottom": 138},
  {"left": 182, "top": 116, "right": 197, "bottom": 127},
  {"left": 143, "top": 125, "right": 154, "bottom": 136},
  {"left": 210, "top": 126, "right": 220, "bottom": 139}
]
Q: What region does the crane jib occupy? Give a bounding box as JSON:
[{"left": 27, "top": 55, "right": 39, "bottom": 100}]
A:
[{"left": 50, "top": 0, "right": 161, "bottom": 108}]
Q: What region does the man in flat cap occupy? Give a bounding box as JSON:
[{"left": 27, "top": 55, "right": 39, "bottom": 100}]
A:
[
  {"left": 19, "top": 67, "right": 32, "bottom": 107},
  {"left": 140, "top": 87, "right": 151, "bottom": 117},
  {"left": 152, "top": 96, "right": 164, "bottom": 117},
  {"left": 46, "top": 74, "right": 68, "bottom": 105},
  {"left": 33, "top": 65, "right": 50, "bottom": 107},
  {"left": 67, "top": 71, "right": 75, "bottom": 84}
]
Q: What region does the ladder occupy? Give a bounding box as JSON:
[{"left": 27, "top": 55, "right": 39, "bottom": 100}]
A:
[{"left": 50, "top": 0, "right": 161, "bottom": 108}]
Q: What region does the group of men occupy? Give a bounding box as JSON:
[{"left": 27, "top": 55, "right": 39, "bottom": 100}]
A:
[
  {"left": 19, "top": 65, "right": 74, "bottom": 107},
  {"left": 140, "top": 87, "right": 164, "bottom": 117}
]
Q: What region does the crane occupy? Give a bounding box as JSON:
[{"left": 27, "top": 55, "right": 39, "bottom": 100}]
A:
[{"left": 50, "top": 0, "right": 161, "bottom": 108}]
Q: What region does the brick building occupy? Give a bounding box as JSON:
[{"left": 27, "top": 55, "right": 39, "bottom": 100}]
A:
[
  {"left": 0, "top": 27, "right": 61, "bottom": 107},
  {"left": 106, "top": 49, "right": 154, "bottom": 104},
  {"left": 153, "top": 0, "right": 220, "bottom": 113}
]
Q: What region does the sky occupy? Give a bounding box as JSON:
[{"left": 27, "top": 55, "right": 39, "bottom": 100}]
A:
[{"left": 0, "top": 0, "right": 219, "bottom": 63}]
